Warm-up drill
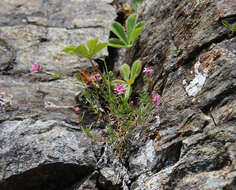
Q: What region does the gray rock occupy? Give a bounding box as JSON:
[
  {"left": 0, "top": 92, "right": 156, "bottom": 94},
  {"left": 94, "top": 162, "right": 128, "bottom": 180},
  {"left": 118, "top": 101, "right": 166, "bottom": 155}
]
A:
[
  {"left": 0, "top": 119, "right": 99, "bottom": 190},
  {"left": 1, "top": 0, "right": 236, "bottom": 189},
  {"left": 129, "top": 140, "right": 156, "bottom": 178},
  {"left": 0, "top": 0, "right": 116, "bottom": 124},
  {"left": 129, "top": 0, "right": 236, "bottom": 189},
  {"left": 0, "top": 75, "right": 80, "bottom": 123},
  {"left": 0, "top": 0, "right": 116, "bottom": 74}
]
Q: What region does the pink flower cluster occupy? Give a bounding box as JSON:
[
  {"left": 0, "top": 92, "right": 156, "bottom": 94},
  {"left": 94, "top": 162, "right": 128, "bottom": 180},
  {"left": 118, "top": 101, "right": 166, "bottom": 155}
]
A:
[
  {"left": 152, "top": 91, "right": 161, "bottom": 107},
  {"left": 31, "top": 61, "right": 43, "bottom": 74},
  {"left": 74, "top": 107, "right": 80, "bottom": 113},
  {"left": 114, "top": 83, "right": 127, "bottom": 95},
  {"left": 91, "top": 73, "right": 101, "bottom": 82},
  {"left": 143, "top": 67, "right": 154, "bottom": 76}
]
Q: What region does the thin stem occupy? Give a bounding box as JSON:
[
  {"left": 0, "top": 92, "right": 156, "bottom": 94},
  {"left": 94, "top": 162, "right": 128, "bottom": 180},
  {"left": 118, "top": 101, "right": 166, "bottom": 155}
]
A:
[
  {"left": 103, "top": 59, "right": 112, "bottom": 100},
  {"left": 89, "top": 58, "right": 106, "bottom": 82},
  {"left": 127, "top": 48, "right": 132, "bottom": 65},
  {"left": 89, "top": 58, "right": 112, "bottom": 102}
]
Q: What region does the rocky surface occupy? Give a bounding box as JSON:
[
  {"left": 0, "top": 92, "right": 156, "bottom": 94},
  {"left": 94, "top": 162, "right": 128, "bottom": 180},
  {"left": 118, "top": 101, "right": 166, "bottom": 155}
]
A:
[
  {"left": 1, "top": 0, "right": 236, "bottom": 190},
  {"left": 0, "top": 119, "right": 97, "bottom": 190},
  {"left": 0, "top": 0, "right": 116, "bottom": 123},
  {"left": 0, "top": 0, "right": 116, "bottom": 190},
  {"left": 128, "top": 0, "right": 236, "bottom": 189}
]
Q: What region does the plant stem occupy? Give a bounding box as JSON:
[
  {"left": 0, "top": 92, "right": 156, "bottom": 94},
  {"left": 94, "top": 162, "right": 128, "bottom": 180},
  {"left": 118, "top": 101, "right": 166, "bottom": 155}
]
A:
[
  {"left": 89, "top": 58, "right": 106, "bottom": 82},
  {"left": 89, "top": 58, "right": 112, "bottom": 101},
  {"left": 103, "top": 59, "right": 112, "bottom": 100},
  {"left": 127, "top": 48, "right": 132, "bottom": 65}
]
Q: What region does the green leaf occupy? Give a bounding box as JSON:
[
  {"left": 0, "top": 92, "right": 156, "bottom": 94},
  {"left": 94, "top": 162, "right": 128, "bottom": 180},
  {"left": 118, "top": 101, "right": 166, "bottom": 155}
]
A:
[
  {"left": 74, "top": 72, "right": 82, "bottom": 81},
  {"left": 130, "top": 0, "right": 143, "bottom": 10},
  {"left": 94, "top": 42, "right": 108, "bottom": 55},
  {"left": 110, "top": 22, "right": 128, "bottom": 45},
  {"left": 130, "top": 2, "right": 138, "bottom": 10},
  {"left": 128, "top": 79, "right": 134, "bottom": 85},
  {"left": 232, "top": 23, "right": 236, "bottom": 35},
  {"left": 135, "top": 21, "right": 145, "bottom": 29},
  {"left": 87, "top": 38, "right": 98, "bottom": 56},
  {"left": 222, "top": 21, "right": 231, "bottom": 31},
  {"left": 108, "top": 38, "right": 131, "bottom": 48},
  {"left": 131, "top": 60, "right": 142, "bottom": 80},
  {"left": 130, "top": 22, "right": 145, "bottom": 43},
  {"left": 120, "top": 64, "right": 131, "bottom": 82},
  {"left": 124, "top": 85, "right": 132, "bottom": 100},
  {"left": 74, "top": 44, "right": 89, "bottom": 58},
  {"left": 81, "top": 126, "right": 91, "bottom": 137},
  {"left": 62, "top": 45, "right": 77, "bottom": 55},
  {"left": 111, "top": 80, "right": 127, "bottom": 86},
  {"left": 63, "top": 39, "right": 107, "bottom": 59},
  {"left": 126, "top": 14, "right": 138, "bottom": 42},
  {"left": 52, "top": 72, "right": 61, "bottom": 79}
]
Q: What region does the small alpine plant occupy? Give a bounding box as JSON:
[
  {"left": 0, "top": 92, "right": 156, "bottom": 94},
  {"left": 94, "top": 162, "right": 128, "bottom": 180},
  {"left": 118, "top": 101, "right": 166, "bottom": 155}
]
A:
[{"left": 33, "top": 13, "right": 162, "bottom": 158}]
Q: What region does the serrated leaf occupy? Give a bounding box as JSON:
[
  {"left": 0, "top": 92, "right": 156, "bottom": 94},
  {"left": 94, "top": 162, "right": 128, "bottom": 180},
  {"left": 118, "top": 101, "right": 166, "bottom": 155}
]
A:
[
  {"left": 120, "top": 64, "right": 131, "bottom": 82},
  {"left": 135, "top": 21, "right": 145, "bottom": 29},
  {"left": 124, "top": 85, "right": 132, "bottom": 100},
  {"left": 62, "top": 45, "right": 76, "bottom": 55},
  {"left": 94, "top": 42, "right": 107, "bottom": 55},
  {"left": 110, "top": 22, "right": 128, "bottom": 45},
  {"left": 130, "top": 23, "right": 145, "bottom": 43},
  {"left": 232, "top": 23, "right": 236, "bottom": 35},
  {"left": 222, "top": 21, "right": 231, "bottom": 31},
  {"left": 108, "top": 38, "right": 129, "bottom": 48},
  {"left": 74, "top": 44, "right": 89, "bottom": 58},
  {"left": 131, "top": 60, "right": 142, "bottom": 80},
  {"left": 87, "top": 38, "right": 98, "bottom": 56},
  {"left": 126, "top": 14, "right": 138, "bottom": 42}
]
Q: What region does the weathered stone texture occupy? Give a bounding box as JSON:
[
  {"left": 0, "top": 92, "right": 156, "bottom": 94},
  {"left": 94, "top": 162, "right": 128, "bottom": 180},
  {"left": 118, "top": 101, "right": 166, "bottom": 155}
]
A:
[
  {"left": 0, "top": 119, "right": 97, "bottom": 190},
  {"left": 0, "top": 0, "right": 116, "bottom": 189},
  {"left": 1, "top": 0, "right": 236, "bottom": 189},
  {"left": 129, "top": 0, "right": 236, "bottom": 189}
]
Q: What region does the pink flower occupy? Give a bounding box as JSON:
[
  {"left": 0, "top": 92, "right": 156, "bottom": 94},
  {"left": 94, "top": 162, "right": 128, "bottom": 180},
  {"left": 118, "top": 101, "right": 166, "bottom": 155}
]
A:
[
  {"left": 74, "top": 107, "right": 80, "bottom": 113},
  {"left": 31, "top": 61, "right": 43, "bottom": 74},
  {"left": 143, "top": 67, "right": 154, "bottom": 76},
  {"left": 114, "top": 83, "right": 127, "bottom": 95},
  {"left": 152, "top": 91, "right": 161, "bottom": 107},
  {"left": 91, "top": 73, "right": 101, "bottom": 82}
]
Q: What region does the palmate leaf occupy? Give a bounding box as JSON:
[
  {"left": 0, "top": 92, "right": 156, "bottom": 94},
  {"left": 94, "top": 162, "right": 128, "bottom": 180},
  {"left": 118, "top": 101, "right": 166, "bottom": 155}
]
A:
[
  {"left": 109, "top": 14, "right": 145, "bottom": 49},
  {"left": 74, "top": 44, "right": 89, "bottom": 58},
  {"left": 62, "top": 38, "right": 107, "bottom": 59},
  {"left": 130, "top": 22, "right": 145, "bottom": 43},
  {"left": 94, "top": 42, "right": 108, "bottom": 55},
  {"left": 126, "top": 14, "right": 138, "bottom": 42},
  {"left": 120, "top": 64, "right": 131, "bottom": 82},
  {"left": 62, "top": 45, "right": 77, "bottom": 55},
  {"left": 130, "top": 60, "right": 142, "bottom": 80},
  {"left": 110, "top": 22, "right": 128, "bottom": 45},
  {"left": 108, "top": 38, "right": 129, "bottom": 48},
  {"left": 87, "top": 38, "right": 98, "bottom": 56}
]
